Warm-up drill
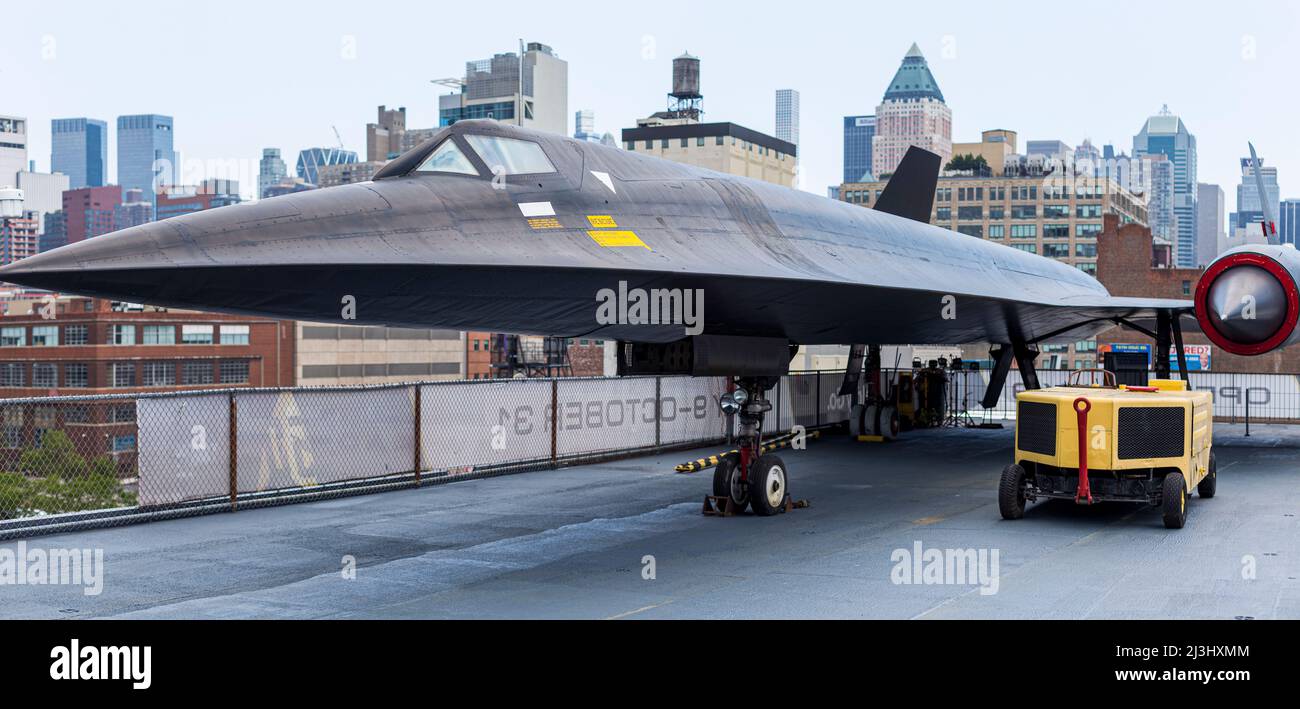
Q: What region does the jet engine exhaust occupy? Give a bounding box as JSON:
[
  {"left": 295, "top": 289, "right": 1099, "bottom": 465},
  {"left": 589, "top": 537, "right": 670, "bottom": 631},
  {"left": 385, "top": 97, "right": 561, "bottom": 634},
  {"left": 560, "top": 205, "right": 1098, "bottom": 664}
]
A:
[{"left": 1196, "top": 246, "right": 1300, "bottom": 355}]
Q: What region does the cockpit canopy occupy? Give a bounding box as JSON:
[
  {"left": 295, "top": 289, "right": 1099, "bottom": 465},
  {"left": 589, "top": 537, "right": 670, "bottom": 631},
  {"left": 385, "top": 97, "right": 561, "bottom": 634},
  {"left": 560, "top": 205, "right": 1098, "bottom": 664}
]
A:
[{"left": 378, "top": 124, "right": 560, "bottom": 181}]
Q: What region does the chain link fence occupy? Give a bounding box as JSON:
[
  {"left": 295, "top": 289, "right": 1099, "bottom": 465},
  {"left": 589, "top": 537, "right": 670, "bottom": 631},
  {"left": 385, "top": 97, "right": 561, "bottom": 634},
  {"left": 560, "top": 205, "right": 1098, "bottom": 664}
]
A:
[
  {"left": 0, "top": 374, "right": 856, "bottom": 540},
  {"left": 3, "top": 368, "right": 1297, "bottom": 539}
]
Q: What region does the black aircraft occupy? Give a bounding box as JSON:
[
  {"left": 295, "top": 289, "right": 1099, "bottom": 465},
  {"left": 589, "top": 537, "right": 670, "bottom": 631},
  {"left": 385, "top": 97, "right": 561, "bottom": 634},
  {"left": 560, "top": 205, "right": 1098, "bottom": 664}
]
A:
[{"left": 3, "top": 120, "right": 1297, "bottom": 515}]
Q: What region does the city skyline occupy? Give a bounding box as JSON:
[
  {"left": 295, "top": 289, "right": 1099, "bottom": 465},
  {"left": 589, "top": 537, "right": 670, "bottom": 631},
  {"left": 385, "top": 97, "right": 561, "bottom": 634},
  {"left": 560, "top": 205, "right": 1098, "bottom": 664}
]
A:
[{"left": 5, "top": 0, "right": 1298, "bottom": 214}]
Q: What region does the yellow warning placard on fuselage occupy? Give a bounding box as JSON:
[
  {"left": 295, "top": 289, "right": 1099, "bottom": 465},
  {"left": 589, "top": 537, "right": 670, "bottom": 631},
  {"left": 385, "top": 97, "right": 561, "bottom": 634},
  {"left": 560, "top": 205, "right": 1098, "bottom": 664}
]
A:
[
  {"left": 527, "top": 217, "right": 562, "bottom": 229},
  {"left": 586, "top": 215, "right": 618, "bottom": 228},
  {"left": 587, "top": 230, "right": 650, "bottom": 249}
]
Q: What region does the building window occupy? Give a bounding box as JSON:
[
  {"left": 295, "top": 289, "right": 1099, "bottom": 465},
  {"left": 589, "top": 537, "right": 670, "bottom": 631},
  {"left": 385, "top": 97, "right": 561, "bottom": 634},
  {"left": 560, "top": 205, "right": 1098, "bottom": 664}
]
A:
[
  {"left": 0, "top": 327, "right": 25, "bottom": 347},
  {"left": 110, "top": 362, "right": 135, "bottom": 388},
  {"left": 696, "top": 137, "right": 704, "bottom": 147},
  {"left": 1010, "top": 225, "right": 1037, "bottom": 239},
  {"left": 143, "top": 325, "right": 175, "bottom": 345},
  {"left": 1010, "top": 205, "right": 1037, "bottom": 220},
  {"left": 1076, "top": 262, "right": 1097, "bottom": 275},
  {"left": 1044, "top": 224, "right": 1070, "bottom": 238},
  {"left": 1075, "top": 243, "right": 1098, "bottom": 258},
  {"left": 142, "top": 361, "right": 176, "bottom": 386},
  {"left": 679, "top": 138, "right": 687, "bottom": 148},
  {"left": 660, "top": 139, "right": 669, "bottom": 149},
  {"left": 1077, "top": 204, "right": 1102, "bottom": 218},
  {"left": 625, "top": 142, "right": 634, "bottom": 151},
  {"left": 715, "top": 136, "right": 724, "bottom": 146},
  {"left": 1043, "top": 243, "right": 1070, "bottom": 258},
  {"left": 1182, "top": 280, "right": 1191, "bottom": 296},
  {"left": 1043, "top": 204, "right": 1070, "bottom": 219},
  {"left": 112, "top": 435, "right": 137, "bottom": 452},
  {"left": 1074, "top": 340, "right": 1098, "bottom": 353},
  {"left": 64, "top": 324, "right": 88, "bottom": 345},
  {"left": 988, "top": 225, "right": 1005, "bottom": 238},
  {"left": 957, "top": 206, "right": 983, "bottom": 220},
  {"left": 0, "top": 363, "right": 25, "bottom": 387},
  {"left": 64, "top": 363, "right": 88, "bottom": 387},
  {"left": 1076, "top": 223, "right": 1102, "bottom": 237},
  {"left": 111, "top": 324, "right": 136, "bottom": 345},
  {"left": 181, "top": 324, "right": 214, "bottom": 344},
  {"left": 182, "top": 361, "right": 215, "bottom": 385},
  {"left": 644, "top": 140, "right": 652, "bottom": 150},
  {"left": 219, "top": 324, "right": 249, "bottom": 345},
  {"left": 31, "top": 326, "right": 58, "bottom": 346},
  {"left": 1011, "top": 243, "right": 1037, "bottom": 254},
  {"left": 219, "top": 360, "right": 249, "bottom": 384},
  {"left": 935, "top": 207, "right": 951, "bottom": 221},
  {"left": 110, "top": 405, "right": 135, "bottom": 423},
  {"left": 956, "top": 225, "right": 983, "bottom": 238},
  {"left": 32, "top": 363, "right": 56, "bottom": 388}
]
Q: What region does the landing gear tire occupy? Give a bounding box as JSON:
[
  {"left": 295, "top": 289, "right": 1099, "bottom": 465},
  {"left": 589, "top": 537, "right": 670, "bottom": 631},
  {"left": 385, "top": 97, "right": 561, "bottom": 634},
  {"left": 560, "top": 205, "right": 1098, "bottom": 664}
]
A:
[
  {"left": 748, "top": 454, "right": 789, "bottom": 516},
  {"left": 879, "top": 406, "right": 899, "bottom": 441},
  {"left": 999, "top": 464, "right": 1027, "bottom": 520},
  {"left": 1197, "top": 452, "right": 1217, "bottom": 499},
  {"left": 1162, "top": 472, "right": 1188, "bottom": 529},
  {"left": 712, "top": 456, "right": 749, "bottom": 512},
  {"left": 849, "top": 404, "right": 865, "bottom": 437}
]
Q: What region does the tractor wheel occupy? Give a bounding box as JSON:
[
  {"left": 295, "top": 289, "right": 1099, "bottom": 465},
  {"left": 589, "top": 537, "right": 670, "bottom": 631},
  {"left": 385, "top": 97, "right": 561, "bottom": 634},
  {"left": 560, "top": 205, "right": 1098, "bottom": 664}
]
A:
[
  {"left": 1197, "top": 451, "right": 1217, "bottom": 499},
  {"left": 1162, "top": 472, "right": 1188, "bottom": 529},
  {"left": 999, "top": 464, "right": 1027, "bottom": 520}
]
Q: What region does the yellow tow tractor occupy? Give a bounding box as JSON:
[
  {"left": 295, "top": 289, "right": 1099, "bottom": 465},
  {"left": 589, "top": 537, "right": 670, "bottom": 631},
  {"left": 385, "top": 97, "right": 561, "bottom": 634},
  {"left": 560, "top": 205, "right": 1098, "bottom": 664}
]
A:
[{"left": 999, "top": 371, "right": 1215, "bottom": 529}]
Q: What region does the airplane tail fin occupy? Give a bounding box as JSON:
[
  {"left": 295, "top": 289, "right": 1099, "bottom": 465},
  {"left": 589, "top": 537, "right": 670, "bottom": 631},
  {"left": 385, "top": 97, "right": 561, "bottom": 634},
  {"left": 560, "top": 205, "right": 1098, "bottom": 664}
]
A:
[
  {"left": 873, "top": 146, "right": 942, "bottom": 224},
  {"left": 1248, "top": 142, "right": 1278, "bottom": 242}
]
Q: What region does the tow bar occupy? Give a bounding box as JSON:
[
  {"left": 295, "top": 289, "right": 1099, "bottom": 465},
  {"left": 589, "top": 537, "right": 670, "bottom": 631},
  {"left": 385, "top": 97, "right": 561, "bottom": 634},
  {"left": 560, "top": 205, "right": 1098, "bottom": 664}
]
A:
[{"left": 1073, "top": 396, "right": 1093, "bottom": 505}]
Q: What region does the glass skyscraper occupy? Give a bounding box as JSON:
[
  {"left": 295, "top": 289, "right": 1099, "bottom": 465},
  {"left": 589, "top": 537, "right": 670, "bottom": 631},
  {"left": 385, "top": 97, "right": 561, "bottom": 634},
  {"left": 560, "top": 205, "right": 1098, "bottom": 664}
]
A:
[
  {"left": 51, "top": 118, "right": 108, "bottom": 189},
  {"left": 296, "top": 148, "right": 357, "bottom": 186},
  {"left": 1133, "top": 106, "right": 1198, "bottom": 267},
  {"left": 1279, "top": 199, "right": 1300, "bottom": 247},
  {"left": 775, "top": 89, "right": 799, "bottom": 147},
  {"left": 117, "top": 114, "right": 175, "bottom": 208},
  {"left": 258, "top": 148, "right": 288, "bottom": 198},
  {"left": 843, "top": 115, "right": 876, "bottom": 184}
]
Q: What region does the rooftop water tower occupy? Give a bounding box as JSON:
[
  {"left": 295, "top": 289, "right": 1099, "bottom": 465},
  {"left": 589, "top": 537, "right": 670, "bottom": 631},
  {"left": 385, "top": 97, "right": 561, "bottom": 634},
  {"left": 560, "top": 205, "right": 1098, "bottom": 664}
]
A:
[
  {"left": 0, "top": 188, "right": 23, "bottom": 219},
  {"left": 668, "top": 52, "right": 703, "bottom": 120}
]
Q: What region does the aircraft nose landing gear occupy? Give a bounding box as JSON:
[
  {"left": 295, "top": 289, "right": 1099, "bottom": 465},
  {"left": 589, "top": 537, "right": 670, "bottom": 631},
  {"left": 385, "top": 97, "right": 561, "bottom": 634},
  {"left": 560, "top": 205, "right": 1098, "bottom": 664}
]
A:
[{"left": 708, "top": 376, "right": 791, "bottom": 516}]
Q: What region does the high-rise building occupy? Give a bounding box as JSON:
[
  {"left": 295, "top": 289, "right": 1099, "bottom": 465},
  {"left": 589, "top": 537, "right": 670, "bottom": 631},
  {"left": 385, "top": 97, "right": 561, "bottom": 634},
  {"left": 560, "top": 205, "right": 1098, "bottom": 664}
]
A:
[
  {"left": 15, "top": 171, "right": 70, "bottom": 234},
  {"left": 51, "top": 118, "right": 108, "bottom": 188},
  {"left": 316, "top": 161, "right": 385, "bottom": 188},
  {"left": 116, "top": 114, "right": 175, "bottom": 208},
  {"left": 871, "top": 44, "right": 951, "bottom": 178},
  {"left": 842, "top": 115, "right": 876, "bottom": 183},
  {"left": 438, "top": 42, "right": 568, "bottom": 135},
  {"left": 1133, "top": 106, "right": 1197, "bottom": 267},
  {"left": 155, "top": 184, "right": 239, "bottom": 222},
  {"left": 366, "top": 105, "right": 407, "bottom": 162},
  {"left": 1280, "top": 199, "right": 1300, "bottom": 247},
  {"left": 257, "top": 148, "right": 287, "bottom": 199},
  {"left": 775, "top": 89, "right": 799, "bottom": 146},
  {"left": 62, "top": 185, "right": 121, "bottom": 244},
  {"left": 1137, "top": 153, "right": 1177, "bottom": 248},
  {"left": 839, "top": 148, "right": 1149, "bottom": 369},
  {"left": 0, "top": 211, "right": 40, "bottom": 266},
  {"left": 574, "top": 109, "right": 599, "bottom": 142},
  {"left": 296, "top": 148, "right": 357, "bottom": 186},
  {"left": 1231, "top": 154, "right": 1280, "bottom": 235},
  {"left": 114, "top": 188, "right": 153, "bottom": 230},
  {"left": 1196, "top": 183, "right": 1225, "bottom": 265},
  {"left": 0, "top": 116, "right": 28, "bottom": 187},
  {"left": 40, "top": 211, "right": 66, "bottom": 253}
]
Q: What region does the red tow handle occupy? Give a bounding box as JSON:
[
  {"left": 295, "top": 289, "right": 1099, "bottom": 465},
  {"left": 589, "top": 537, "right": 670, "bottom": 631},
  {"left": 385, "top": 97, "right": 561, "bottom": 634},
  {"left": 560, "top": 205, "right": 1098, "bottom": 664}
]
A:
[{"left": 1073, "top": 397, "right": 1093, "bottom": 505}]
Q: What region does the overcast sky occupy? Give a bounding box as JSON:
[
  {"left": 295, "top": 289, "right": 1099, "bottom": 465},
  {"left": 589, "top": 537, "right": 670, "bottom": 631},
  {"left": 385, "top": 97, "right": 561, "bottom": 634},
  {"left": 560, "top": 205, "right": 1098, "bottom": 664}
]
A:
[{"left": 6, "top": 0, "right": 1298, "bottom": 213}]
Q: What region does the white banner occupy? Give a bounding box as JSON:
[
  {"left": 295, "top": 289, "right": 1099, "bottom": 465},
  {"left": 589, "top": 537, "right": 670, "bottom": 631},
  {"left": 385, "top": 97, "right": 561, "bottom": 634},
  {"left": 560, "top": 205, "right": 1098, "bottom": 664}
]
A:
[
  {"left": 421, "top": 379, "right": 553, "bottom": 473},
  {"left": 137, "top": 394, "right": 230, "bottom": 506},
  {"left": 235, "top": 388, "right": 414, "bottom": 493}
]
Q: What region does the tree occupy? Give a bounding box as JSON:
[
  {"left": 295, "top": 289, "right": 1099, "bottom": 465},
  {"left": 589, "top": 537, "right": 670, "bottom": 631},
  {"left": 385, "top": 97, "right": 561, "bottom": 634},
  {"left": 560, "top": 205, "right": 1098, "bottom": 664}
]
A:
[
  {"left": 18, "top": 431, "right": 88, "bottom": 479},
  {"left": 945, "top": 153, "right": 989, "bottom": 173}
]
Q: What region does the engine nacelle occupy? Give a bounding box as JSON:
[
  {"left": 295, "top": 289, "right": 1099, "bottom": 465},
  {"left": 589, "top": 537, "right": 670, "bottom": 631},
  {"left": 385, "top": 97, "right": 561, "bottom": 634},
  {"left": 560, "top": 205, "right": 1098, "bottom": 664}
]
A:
[{"left": 1196, "top": 244, "right": 1300, "bottom": 355}]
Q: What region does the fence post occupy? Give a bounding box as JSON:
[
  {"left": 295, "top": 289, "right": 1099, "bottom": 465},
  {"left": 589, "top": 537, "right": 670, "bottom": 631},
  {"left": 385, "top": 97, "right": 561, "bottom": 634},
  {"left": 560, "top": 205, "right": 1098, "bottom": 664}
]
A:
[
  {"left": 413, "top": 385, "right": 422, "bottom": 486},
  {"left": 228, "top": 391, "right": 238, "bottom": 511},
  {"left": 816, "top": 372, "right": 822, "bottom": 429},
  {"left": 654, "top": 377, "right": 662, "bottom": 447},
  {"left": 550, "top": 379, "right": 558, "bottom": 468}
]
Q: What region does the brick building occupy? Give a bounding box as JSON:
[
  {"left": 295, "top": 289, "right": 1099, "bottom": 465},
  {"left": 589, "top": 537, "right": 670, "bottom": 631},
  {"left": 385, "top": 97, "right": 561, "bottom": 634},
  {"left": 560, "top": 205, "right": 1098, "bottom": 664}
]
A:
[{"left": 1095, "top": 213, "right": 1300, "bottom": 372}]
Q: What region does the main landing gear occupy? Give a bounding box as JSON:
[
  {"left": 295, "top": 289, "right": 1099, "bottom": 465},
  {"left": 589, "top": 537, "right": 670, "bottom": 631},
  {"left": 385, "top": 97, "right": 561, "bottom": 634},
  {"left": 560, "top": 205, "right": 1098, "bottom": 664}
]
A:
[{"left": 712, "top": 376, "right": 791, "bottom": 516}]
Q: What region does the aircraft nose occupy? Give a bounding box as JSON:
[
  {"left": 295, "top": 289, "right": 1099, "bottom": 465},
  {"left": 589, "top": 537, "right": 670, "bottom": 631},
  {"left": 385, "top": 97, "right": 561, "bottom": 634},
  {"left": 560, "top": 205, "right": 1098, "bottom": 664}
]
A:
[{"left": 0, "top": 219, "right": 172, "bottom": 291}]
